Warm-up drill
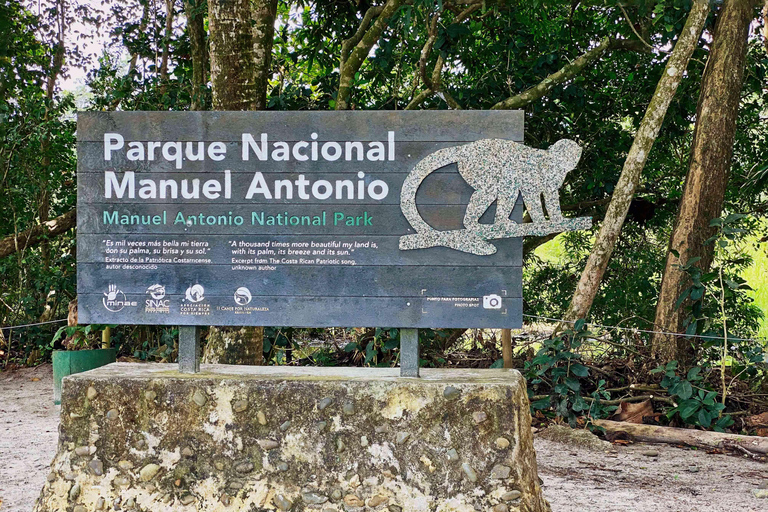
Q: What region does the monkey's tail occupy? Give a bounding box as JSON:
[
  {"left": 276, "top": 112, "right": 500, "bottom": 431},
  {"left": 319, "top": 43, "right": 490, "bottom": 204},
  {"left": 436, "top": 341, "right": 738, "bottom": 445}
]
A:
[{"left": 400, "top": 147, "right": 460, "bottom": 234}]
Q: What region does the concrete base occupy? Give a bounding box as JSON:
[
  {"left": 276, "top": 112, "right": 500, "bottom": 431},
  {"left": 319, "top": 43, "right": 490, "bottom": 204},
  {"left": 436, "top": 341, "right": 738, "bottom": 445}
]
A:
[{"left": 35, "top": 363, "right": 550, "bottom": 512}]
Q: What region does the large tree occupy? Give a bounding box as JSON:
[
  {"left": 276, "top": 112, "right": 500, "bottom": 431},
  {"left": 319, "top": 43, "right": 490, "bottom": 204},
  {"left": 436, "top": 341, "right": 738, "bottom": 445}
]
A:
[
  {"left": 203, "top": 0, "right": 278, "bottom": 365},
  {"left": 559, "top": 0, "right": 710, "bottom": 328},
  {"left": 652, "top": 0, "right": 758, "bottom": 363}
]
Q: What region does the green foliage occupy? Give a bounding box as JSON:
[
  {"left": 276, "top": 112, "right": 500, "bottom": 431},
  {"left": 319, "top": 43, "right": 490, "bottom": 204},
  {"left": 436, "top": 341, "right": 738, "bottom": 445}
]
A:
[
  {"left": 52, "top": 324, "right": 116, "bottom": 350},
  {"left": 525, "top": 320, "right": 597, "bottom": 426},
  {"left": 672, "top": 213, "right": 763, "bottom": 367},
  {"left": 650, "top": 362, "right": 733, "bottom": 431}
]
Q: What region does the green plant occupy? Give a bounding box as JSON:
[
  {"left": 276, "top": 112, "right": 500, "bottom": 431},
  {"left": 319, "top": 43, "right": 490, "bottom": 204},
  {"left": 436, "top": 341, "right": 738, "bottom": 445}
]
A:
[
  {"left": 673, "top": 213, "right": 764, "bottom": 405},
  {"left": 343, "top": 328, "right": 402, "bottom": 366},
  {"left": 52, "top": 324, "right": 116, "bottom": 350},
  {"left": 525, "top": 319, "right": 592, "bottom": 426},
  {"left": 650, "top": 361, "right": 733, "bottom": 431}
]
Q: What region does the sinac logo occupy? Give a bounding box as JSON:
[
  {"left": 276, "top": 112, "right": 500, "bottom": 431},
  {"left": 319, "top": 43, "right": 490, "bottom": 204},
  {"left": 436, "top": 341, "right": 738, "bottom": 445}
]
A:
[
  {"left": 234, "top": 287, "right": 252, "bottom": 306},
  {"left": 185, "top": 284, "right": 205, "bottom": 303},
  {"left": 146, "top": 284, "right": 166, "bottom": 300},
  {"left": 103, "top": 284, "right": 134, "bottom": 312}
]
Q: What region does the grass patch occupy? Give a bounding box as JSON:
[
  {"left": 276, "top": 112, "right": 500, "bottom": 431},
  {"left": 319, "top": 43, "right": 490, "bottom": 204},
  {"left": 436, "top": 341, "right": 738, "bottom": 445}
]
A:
[{"left": 741, "top": 238, "right": 768, "bottom": 340}]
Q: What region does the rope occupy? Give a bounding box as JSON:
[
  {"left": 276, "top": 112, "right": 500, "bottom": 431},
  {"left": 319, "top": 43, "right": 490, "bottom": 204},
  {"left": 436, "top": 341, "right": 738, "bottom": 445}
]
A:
[
  {"left": 0, "top": 315, "right": 765, "bottom": 345},
  {"left": 522, "top": 314, "right": 768, "bottom": 344},
  {"left": 0, "top": 318, "right": 67, "bottom": 333}
]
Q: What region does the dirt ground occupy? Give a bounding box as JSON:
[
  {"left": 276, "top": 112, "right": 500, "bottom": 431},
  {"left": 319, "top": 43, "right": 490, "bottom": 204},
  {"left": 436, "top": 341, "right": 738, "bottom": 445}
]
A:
[{"left": 0, "top": 364, "right": 766, "bottom": 512}]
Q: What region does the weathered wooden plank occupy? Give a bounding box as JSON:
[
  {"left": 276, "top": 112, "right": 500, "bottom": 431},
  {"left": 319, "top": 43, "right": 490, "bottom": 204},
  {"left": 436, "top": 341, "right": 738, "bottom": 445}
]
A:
[
  {"left": 77, "top": 111, "right": 524, "bottom": 142},
  {"left": 76, "top": 293, "right": 524, "bottom": 329},
  {"left": 77, "top": 263, "right": 523, "bottom": 298},
  {"left": 76, "top": 234, "right": 523, "bottom": 267}
]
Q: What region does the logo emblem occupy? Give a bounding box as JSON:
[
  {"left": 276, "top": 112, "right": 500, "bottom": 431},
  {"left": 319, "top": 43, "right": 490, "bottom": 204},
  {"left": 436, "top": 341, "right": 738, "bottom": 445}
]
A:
[
  {"left": 234, "top": 287, "right": 252, "bottom": 305},
  {"left": 185, "top": 284, "right": 205, "bottom": 303},
  {"left": 146, "top": 284, "right": 166, "bottom": 300},
  {"left": 482, "top": 294, "right": 502, "bottom": 310},
  {"left": 102, "top": 284, "right": 134, "bottom": 312}
]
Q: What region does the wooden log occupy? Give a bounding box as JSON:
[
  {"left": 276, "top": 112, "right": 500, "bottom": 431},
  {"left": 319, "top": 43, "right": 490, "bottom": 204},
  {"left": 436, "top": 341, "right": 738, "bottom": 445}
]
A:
[{"left": 592, "top": 419, "right": 768, "bottom": 455}]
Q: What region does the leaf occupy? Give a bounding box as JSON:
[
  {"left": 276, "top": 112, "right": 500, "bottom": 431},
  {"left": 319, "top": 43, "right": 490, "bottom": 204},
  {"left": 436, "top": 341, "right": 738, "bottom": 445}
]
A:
[
  {"left": 490, "top": 358, "right": 504, "bottom": 369},
  {"left": 574, "top": 318, "right": 586, "bottom": 331},
  {"left": 686, "top": 367, "right": 701, "bottom": 381},
  {"left": 690, "top": 287, "right": 704, "bottom": 301},
  {"left": 564, "top": 377, "right": 581, "bottom": 392},
  {"left": 383, "top": 339, "right": 399, "bottom": 350},
  {"left": 686, "top": 256, "right": 702, "bottom": 266},
  {"left": 677, "top": 399, "right": 701, "bottom": 420},
  {"left": 676, "top": 380, "right": 693, "bottom": 400},
  {"left": 611, "top": 400, "right": 653, "bottom": 424},
  {"left": 723, "top": 213, "right": 746, "bottom": 224},
  {"left": 343, "top": 342, "right": 358, "bottom": 353},
  {"left": 697, "top": 408, "right": 712, "bottom": 428},
  {"left": 570, "top": 364, "right": 589, "bottom": 378}
]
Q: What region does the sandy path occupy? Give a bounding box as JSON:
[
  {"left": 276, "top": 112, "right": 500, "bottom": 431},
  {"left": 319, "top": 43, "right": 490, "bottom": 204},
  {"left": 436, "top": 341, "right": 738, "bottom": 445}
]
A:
[
  {"left": 0, "top": 365, "right": 59, "bottom": 512},
  {"left": 0, "top": 364, "right": 766, "bottom": 511}
]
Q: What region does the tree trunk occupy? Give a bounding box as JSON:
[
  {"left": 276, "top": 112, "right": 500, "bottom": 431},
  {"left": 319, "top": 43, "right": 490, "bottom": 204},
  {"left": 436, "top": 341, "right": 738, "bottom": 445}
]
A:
[
  {"left": 203, "top": 326, "right": 263, "bottom": 365},
  {"left": 208, "top": 0, "right": 256, "bottom": 110},
  {"left": 251, "top": 0, "right": 278, "bottom": 110},
  {"left": 558, "top": 0, "right": 710, "bottom": 329},
  {"left": 184, "top": 0, "right": 208, "bottom": 111},
  {"left": 652, "top": 0, "right": 754, "bottom": 363},
  {"left": 160, "top": 0, "right": 174, "bottom": 83},
  {"left": 204, "top": 0, "right": 278, "bottom": 364},
  {"left": 38, "top": 0, "right": 67, "bottom": 269}
]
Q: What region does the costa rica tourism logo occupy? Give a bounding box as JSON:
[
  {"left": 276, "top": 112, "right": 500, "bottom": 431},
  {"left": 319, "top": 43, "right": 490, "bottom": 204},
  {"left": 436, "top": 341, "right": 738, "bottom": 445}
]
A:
[
  {"left": 145, "top": 284, "right": 170, "bottom": 313},
  {"left": 102, "top": 284, "right": 137, "bottom": 312}
]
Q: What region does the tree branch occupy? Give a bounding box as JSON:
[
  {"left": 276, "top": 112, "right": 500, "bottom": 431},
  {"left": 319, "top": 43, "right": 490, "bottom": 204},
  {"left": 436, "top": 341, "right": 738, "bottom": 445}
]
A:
[
  {"left": 337, "top": 1, "right": 402, "bottom": 110},
  {"left": 0, "top": 209, "right": 76, "bottom": 260},
  {"left": 405, "top": 1, "right": 480, "bottom": 110},
  {"left": 491, "top": 37, "right": 614, "bottom": 110}
]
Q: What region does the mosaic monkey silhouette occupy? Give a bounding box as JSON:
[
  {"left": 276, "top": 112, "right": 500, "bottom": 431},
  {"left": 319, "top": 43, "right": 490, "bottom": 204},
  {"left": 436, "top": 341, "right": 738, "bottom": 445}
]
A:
[{"left": 399, "top": 139, "right": 587, "bottom": 255}]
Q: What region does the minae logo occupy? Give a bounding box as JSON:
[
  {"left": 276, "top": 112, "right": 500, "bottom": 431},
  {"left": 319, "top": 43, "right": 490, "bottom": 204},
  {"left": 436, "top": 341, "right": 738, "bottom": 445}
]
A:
[{"left": 102, "top": 284, "right": 137, "bottom": 312}]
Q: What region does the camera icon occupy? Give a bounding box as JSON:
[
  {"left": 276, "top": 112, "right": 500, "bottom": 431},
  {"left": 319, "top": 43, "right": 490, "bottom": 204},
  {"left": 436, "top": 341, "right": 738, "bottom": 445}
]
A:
[{"left": 483, "top": 294, "right": 502, "bottom": 310}]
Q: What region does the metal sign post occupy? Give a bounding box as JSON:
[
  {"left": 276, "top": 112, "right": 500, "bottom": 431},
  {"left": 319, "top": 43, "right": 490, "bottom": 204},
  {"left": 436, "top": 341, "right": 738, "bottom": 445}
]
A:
[
  {"left": 400, "top": 328, "right": 419, "bottom": 377},
  {"left": 178, "top": 326, "right": 201, "bottom": 373}
]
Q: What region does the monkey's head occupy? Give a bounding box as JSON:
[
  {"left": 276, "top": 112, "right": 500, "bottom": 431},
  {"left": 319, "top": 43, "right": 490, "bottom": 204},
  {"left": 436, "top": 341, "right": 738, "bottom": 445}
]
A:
[{"left": 549, "top": 139, "right": 583, "bottom": 179}]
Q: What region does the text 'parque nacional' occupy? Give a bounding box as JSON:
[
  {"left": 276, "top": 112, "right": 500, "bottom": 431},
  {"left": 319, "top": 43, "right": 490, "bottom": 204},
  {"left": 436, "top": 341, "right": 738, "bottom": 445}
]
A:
[{"left": 102, "top": 132, "right": 395, "bottom": 201}]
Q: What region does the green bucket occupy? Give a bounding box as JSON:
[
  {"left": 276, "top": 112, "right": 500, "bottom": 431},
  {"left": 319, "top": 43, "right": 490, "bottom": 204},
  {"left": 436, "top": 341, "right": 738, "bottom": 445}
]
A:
[{"left": 52, "top": 348, "right": 117, "bottom": 404}]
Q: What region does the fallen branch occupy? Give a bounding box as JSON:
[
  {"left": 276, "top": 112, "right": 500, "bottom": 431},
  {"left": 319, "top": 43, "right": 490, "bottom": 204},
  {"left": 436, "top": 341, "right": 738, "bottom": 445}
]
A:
[
  {"left": 592, "top": 419, "right": 768, "bottom": 455},
  {"left": 0, "top": 208, "right": 76, "bottom": 259}
]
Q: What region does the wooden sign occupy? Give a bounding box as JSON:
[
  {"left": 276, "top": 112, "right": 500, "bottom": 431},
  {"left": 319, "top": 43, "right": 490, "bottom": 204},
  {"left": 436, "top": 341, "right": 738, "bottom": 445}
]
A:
[{"left": 77, "top": 111, "right": 587, "bottom": 328}]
